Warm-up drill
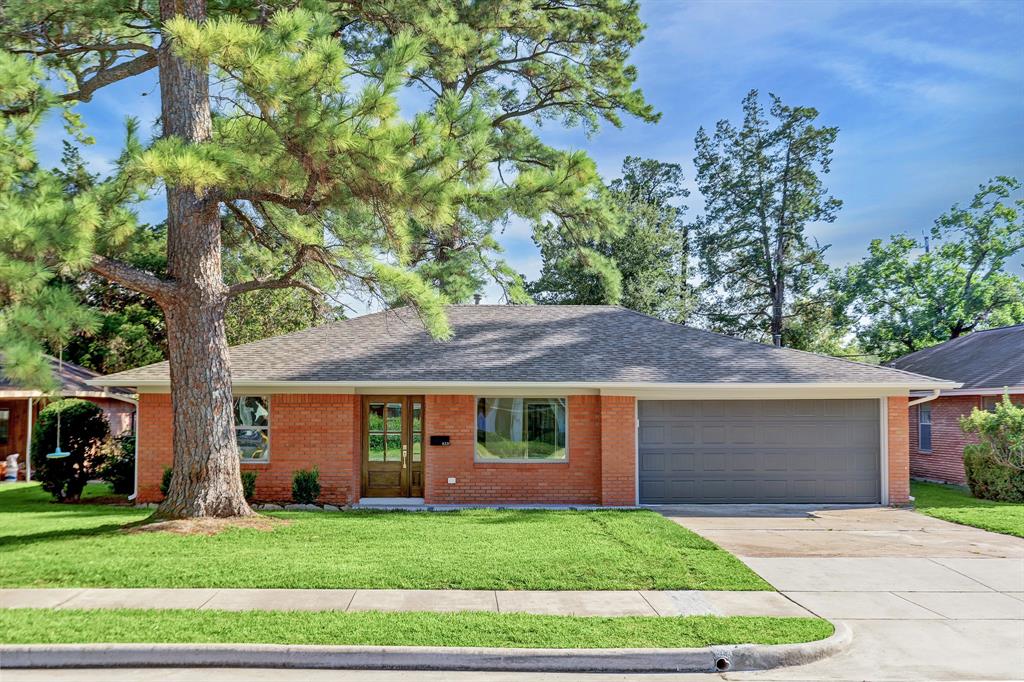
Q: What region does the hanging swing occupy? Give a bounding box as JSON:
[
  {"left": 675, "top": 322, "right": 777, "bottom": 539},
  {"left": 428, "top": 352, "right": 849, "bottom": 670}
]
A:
[{"left": 46, "top": 347, "right": 70, "bottom": 460}]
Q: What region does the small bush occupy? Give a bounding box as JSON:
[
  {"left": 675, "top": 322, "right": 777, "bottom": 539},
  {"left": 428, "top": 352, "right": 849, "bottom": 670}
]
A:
[
  {"left": 241, "top": 470, "right": 258, "bottom": 500},
  {"left": 961, "top": 396, "right": 1024, "bottom": 502},
  {"left": 292, "top": 467, "right": 320, "bottom": 504},
  {"left": 96, "top": 435, "right": 135, "bottom": 495},
  {"left": 160, "top": 466, "right": 174, "bottom": 497},
  {"left": 963, "top": 446, "right": 1024, "bottom": 503},
  {"left": 30, "top": 399, "right": 110, "bottom": 502}
]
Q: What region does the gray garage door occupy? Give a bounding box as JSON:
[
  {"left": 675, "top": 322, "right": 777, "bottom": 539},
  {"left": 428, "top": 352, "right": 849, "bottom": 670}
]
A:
[{"left": 638, "top": 399, "right": 881, "bottom": 504}]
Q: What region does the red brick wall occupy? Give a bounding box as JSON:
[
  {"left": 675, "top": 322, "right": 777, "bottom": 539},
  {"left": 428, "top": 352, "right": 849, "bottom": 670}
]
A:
[
  {"left": 887, "top": 396, "right": 910, "bottom": 505},
  {"left": 136, "top": 393, "right": 360, "bottom": 504},
  {"left": 137, "top": 393, "right": 172, "bottom": 502},
  {"left": 907, "top": 394, "right": 1023, "bottom": 485},
  {"left": 422, "top": 394, "right": 605, "bottom": 504},
  {"left": 600, "top": 395, "right": 637, "bottom": 506}
]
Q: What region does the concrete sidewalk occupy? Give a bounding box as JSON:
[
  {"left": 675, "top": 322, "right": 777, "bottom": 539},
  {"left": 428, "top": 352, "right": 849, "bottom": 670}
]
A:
[{"left": 0, "top": 587, "right": 812, "bottom": 618}]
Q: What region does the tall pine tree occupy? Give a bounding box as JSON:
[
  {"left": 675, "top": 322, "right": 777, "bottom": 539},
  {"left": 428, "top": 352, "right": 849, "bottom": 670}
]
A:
[{"left": 0, "top": 1, "right": 653, "bottom": 518}]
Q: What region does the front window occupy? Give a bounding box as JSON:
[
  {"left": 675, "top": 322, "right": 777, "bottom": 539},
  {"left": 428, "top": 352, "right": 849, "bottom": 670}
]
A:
[
  {"left": 475, "top": 397, "right": 567, "bottom": 462},
  {"left": 0, "top": 409, "right": 8, "bottom": 444},
  {"left": 918, "top": 404, "right": 932, "bottom": 452},
  {"left": 235, "top": 396, "right": 270, "bottom": 462}
]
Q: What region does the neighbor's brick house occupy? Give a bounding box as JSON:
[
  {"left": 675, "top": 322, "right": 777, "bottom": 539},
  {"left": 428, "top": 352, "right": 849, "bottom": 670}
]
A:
[
  {"left": 890, "top": 325, "right": 1024, "bottom": 485},
  {"left": 1, "top": 356, "right": 135, "bottom": 481},
  {"left": 96, "top": 306, "right": 951, "bottom": 507}
]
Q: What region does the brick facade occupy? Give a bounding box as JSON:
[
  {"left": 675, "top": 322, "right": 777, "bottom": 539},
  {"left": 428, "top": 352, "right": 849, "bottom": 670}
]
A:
[
  {"left": 907, "top": 393, "right": 1023, "bottom": 485},
  {"left": 136, "top": 393, "right": 361, "bottom": 504},
  {"left": 135, "top": 391, "right": 908, "bottom": 507},
  {"left": 886, "top": 396, "right": 910, "bottom": 505},
  {"left": 423, "top": 394, "right": 605, "bottom": 504}
]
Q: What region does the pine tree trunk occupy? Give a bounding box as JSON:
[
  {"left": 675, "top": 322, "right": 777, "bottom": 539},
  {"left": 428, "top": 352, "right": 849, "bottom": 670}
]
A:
[{"left": 155, "top": 0, "right": 251, "bottom": 518}]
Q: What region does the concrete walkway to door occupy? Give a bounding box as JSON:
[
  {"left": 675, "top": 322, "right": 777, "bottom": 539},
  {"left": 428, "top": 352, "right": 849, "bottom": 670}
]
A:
[{"left": 656, "top": 504, "right": 1024, "bottom": 681}]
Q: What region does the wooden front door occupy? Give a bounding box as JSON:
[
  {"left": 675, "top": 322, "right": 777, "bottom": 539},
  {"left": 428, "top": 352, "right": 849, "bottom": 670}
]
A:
[{"left": 362, "top": 396, "right": 424, "bottom": 498}]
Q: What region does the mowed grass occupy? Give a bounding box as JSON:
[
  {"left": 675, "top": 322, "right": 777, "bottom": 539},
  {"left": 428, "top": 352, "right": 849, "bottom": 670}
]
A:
[
  {"left": 912, "top": 481, "right": 1024, "bottom": 538},
  {"left": 0, "top": 483, "right": 768, "bottom": 590},
  {"left": 0, "top": 609, "right": 831, "bottom": 648}
]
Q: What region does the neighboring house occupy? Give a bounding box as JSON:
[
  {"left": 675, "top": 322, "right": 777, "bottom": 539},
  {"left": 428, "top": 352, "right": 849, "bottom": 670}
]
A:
[
  {"left": 887, "top": 324, "right": 1024, "bottom": 485},
  {"left": 92, "top": 305, "right": 952, "bottom": 506},
  {"left": 1, "top": 356, "right": 137, "bottom": 480}
]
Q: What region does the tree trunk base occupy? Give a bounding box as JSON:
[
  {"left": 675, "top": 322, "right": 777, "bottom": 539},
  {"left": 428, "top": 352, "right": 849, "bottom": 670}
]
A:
[{"left": 130, "top": 514, "right": 279, "bottom": 536}]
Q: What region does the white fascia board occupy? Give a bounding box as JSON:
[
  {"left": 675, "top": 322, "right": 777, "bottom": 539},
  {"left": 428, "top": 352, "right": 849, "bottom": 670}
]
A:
[
  {"left": 911, "top": 385, "right": 1024, "bottom": 397},
  {"left": 100, "top": 379, "right": 958, "bottom": 396}
]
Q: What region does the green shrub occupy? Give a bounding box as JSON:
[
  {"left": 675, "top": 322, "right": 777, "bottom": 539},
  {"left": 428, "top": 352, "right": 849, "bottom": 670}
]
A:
[
  {"left": 241, "top": 470, "right": 258, "bottom": 500},
  {"left": 95, "top": 435, "right": 135, "bottom": 495},
  {"left": 160, "top": 467, "right": 174, "bottom": 497},
  {"left": 30, "top": 399, "right": 110, "bottom": 502},
  {"left": 963, "top": 446, "right": 1024, "bottom": 503},
  {"left": 960, "top": 396, "right": 1024, "bottom": 502},
  {"left": 292, "top": 467, "right": 320, "bottom": 504}
]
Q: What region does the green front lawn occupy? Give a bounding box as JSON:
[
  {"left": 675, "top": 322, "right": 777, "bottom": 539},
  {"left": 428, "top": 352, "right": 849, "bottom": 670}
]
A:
[
  {"left": 912, "top": 481, "right": 1024, "bottom": 538},
  {"left": 0, "top": 483, "right": 767, "bottom": 590},
  {"left": 0, "top": 609, "right": 831, "bottom": 648}
]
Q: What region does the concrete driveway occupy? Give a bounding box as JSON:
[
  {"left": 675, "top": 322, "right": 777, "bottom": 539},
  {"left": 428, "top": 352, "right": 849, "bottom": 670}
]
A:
[{"left": 656, "top": 504, "right": 1024, "bottom": 681}]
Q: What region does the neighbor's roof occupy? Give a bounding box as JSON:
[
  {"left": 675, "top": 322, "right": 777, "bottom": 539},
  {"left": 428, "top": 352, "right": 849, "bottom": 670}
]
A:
[
  {"left": 1, "top": 355, "right": 134, "bottom": 399},
  {"left": 887, "top": 324, "right": 1024, "bottom": 391},
  {"left": 92, "top": 305, "right": 950, "bottom": 388}
]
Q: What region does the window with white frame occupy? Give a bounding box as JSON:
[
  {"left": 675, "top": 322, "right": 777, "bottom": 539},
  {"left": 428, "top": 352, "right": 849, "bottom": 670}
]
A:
[
  {"left": 235, "top": 396, "right": 269, "bottom": 462},
  {"left": 918, "top": 403, "right": 932, "bottom": 452},
  {"left": 475, "top": 397, "right": 567, "bottom": 462}
]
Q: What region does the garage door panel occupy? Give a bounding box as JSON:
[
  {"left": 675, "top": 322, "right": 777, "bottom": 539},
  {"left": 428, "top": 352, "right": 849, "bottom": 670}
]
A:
[{"left": 638, "top": 399, "right": 881, "bottom": 504}]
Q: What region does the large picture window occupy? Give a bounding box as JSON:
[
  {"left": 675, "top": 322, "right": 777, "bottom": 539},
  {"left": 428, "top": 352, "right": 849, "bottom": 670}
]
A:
[
  {"left": 235, "top": 396, "right": 270, "bottom": 462},
  {"left": 475, "top": 397, "right": 567, "bottom": 462},
  {"left": 918, "top": 403, "right": 932, "bottom": 453}
]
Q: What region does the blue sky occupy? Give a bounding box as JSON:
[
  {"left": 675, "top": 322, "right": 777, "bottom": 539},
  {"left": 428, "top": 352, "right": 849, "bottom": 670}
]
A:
[{"left": 38, "top": 0, "right": 1024, "bottom": 307}]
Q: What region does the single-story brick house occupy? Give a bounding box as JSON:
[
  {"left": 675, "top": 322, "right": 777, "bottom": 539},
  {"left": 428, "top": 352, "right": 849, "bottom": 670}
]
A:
[
  {"left": 92, "top": 305, "right": 952, "bottom": 506},
  {"left": 1, "top": 356, "right": 136, "bottom": 481},
  {"left": 887, "top": 324, "right": 1023, "bottom": 485}
]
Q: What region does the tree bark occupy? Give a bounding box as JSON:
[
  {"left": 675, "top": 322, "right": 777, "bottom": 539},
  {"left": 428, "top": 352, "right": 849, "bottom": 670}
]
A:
[{"left": 155, "top": 0, "right": 251, "bottom": 518}]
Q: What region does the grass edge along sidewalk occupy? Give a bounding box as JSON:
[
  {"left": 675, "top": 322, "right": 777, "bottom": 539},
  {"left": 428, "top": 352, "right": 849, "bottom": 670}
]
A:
[{"left": 0, "top": 608, "right": 833, "bottom": 649}]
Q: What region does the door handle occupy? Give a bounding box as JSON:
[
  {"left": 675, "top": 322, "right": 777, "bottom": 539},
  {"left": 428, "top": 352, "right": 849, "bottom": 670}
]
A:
[{"left": 402, "top": 444, "right": 408, "bottom": 469}]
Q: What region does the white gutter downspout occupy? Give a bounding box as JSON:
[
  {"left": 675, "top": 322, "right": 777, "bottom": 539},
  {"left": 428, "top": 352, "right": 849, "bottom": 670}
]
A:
[
  {"left": 908, "top": 389, "right": 942, "bottom": 407},
  {"left": 128, "top": 406, "right": 139, "bottom": 501}
]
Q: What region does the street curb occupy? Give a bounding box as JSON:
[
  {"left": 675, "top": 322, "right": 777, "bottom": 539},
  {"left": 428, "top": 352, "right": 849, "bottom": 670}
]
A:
[{"left": 0, "top": 621, "right": 850, "bottom": 673}]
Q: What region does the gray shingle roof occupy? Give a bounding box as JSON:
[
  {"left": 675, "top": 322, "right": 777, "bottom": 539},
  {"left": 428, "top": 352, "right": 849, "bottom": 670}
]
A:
[
  {"left": 887, "top": 324, "right": 1024, "bottom": 390},
  {"left": 1, "top": 355, "right": 134, "bottom": 398},
  {"left": 94, "top": 305, "right": 949, "bottom": 387}
]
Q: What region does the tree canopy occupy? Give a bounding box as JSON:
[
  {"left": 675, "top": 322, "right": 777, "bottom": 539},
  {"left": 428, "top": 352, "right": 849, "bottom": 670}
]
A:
[
  {"left": 529, "top": 156, "right": 693, "bottom": 321},
  {"left": 835, "top": 176, "right": 1024, "bottom": 361},
  {"left": 693, "top": 89, "right": 840, "bottom": 347}
]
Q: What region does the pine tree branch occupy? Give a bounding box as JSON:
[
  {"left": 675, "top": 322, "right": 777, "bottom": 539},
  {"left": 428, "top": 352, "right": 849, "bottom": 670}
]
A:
[
  {"left": 226, "top": 245, "right": 322, "bottom": 297},
  {"left": 90, "top": 254, "right": 176, "bottom": 303},
  {"left": 1, "top": 52, "right": 157, "bottom": 116}
]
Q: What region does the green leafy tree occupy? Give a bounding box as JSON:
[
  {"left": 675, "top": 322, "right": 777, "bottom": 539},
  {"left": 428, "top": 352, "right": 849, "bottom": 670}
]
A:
[
  {"left": 835, "top": 177, "right": 1024, "bottom": 361},
  {"left": 0, "top": 1, "right": 653, "bottom": 518},
  {"left": 694, "top": 89, "right": 841, "bottom": 346},
  {"left": 529, "top": 156, "right": 693, "bottom": 321},
  {"left": 30, "top": 398, "right": 110, "bottom": 502}
]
